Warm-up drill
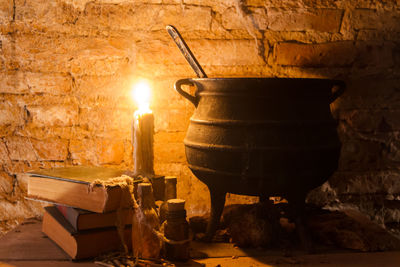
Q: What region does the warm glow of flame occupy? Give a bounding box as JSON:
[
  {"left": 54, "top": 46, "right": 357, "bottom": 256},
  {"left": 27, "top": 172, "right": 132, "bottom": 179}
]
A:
[{"left": 131, "top": 80, "right": 152, "bottom": 113}]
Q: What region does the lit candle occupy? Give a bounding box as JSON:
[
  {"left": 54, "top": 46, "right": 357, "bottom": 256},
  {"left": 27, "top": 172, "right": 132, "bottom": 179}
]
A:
[{"left": 131, "top": 80, "right": 154, "bottom": 177}]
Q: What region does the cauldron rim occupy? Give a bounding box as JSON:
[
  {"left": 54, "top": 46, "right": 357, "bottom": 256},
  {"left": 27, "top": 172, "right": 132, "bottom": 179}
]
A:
[
  {"left": 188, "top": 77, "right": 342, "bottom": 83},
  {"left": 175, "top": 77, "right": 346, "bottom": 106}
]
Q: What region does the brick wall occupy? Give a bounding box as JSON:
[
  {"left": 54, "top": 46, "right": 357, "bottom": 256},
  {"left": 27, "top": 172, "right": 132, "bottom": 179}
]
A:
[{"left": 0, "top": 0, "right": 399, "bottom": 234}]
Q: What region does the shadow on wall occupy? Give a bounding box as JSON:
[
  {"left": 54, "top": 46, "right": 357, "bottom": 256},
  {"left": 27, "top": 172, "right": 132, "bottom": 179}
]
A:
[{"left": 297, "top": 19, "right": 400, "bottom": 227}]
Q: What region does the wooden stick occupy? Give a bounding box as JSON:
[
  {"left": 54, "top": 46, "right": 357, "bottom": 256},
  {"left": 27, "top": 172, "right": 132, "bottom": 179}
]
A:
[
  {"left": 137, "top": 260, "right": 165, "bottom": 267},
  {"left": 94, "top": 261, "right": 114, "bottom": 267}
]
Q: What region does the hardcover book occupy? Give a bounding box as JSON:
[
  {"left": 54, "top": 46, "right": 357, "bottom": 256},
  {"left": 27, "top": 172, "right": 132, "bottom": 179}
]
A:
[
  {"left": 56, "top": 205, "right": 133, "bottom": 231},
  {"left": 27, "top": 166, "right": 133, "bottom": 213},
  {"left": 42, "top": 206, "right": 131, "bottom": 260}
]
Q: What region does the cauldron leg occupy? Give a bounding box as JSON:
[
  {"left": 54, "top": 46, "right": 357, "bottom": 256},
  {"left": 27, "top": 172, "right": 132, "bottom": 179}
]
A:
[
  {"left": 288, "top": 196, "right": 314, "bottom": 253},
  {"left": 295, "top": 208, "right": 313, "bottom": 253},
  {"left": 259, "top": 194, "right": 269, "bottom": 202},
  {"left": 204, "top": 187, "right": 226, "bottom": 241}
]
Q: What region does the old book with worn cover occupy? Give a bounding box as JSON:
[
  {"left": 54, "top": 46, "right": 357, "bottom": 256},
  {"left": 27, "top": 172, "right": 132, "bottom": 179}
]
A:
[
  {"left": 42, "top": 206, "right": 131, "bottom": 260},
  {"left": 27, "top": 166, "right": 132, "bottom": 213},
  {"left": 56, "top": 205, "right": 133, "bottom": 231}
]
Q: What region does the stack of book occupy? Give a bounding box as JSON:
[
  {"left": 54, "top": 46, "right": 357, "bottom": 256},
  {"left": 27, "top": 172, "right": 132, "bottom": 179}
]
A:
[{"left": 26, "top": 166, "right": 135, "bottom": 260}]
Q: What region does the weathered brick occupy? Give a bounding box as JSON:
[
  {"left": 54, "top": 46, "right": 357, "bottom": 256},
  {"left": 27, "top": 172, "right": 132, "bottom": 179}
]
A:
[
  {"left": 70, "top": 55, "right": 130, "bottom": 76},
  {"left": 204, "top": 64, "right": 274, "bottom": 77},
  {"left": 3, "top": 35, "right": 129, "bottom": 59},
  {"left": 69, "top": 138, "right": 97, "bottom": 164},
  {"left": 178, "top": 166, "right": 210, "bottom": 215},
  {"left": 13, "top": 0, "right": 86, "bottom": 34},
  {"left": 26, "top": 73, "right": 72, "bottom": 95},
  {"left": 15, "top": 54, "right": 70, "bottom": 73},
  {"left": 182, "top": 0, "right": 216, "bottom": 5},
  {"left": 0, "top": 199, "right": 43, "bottom": 221},
  {"left": 152, "top": 78, "right": 187, "bottom": 109},
  {"left": 274, "top": 41, "right": 394, "bottom": 68},
  {"left": 161, "top": 0, "right": 182, "bottom": 3},
  {"left": 77, "top": 3, "right": 211, "bottom": 32},
  {"left": 27, "top": 104, "right": 79, "bottom": 127},
  {"left": 154, "top": 108, "right": 191, "bottom": 132},
  {"left": 5, "top": 136, "right": 38, "bottom": 161},
  {"left": 192, "top": 39, "right": 266, "bottom": 66},
  {"left": 19, "top": 125, "right": 82, "bottom": 140},
  {"left": 1, "top": 35, "right": 131, "bottom": 74},
  {"left": 356, "top": 30, "right": 400, "bottom": 42},
  {"left": 0, "top": 0, "right": 13, "bottom": 24},
  {"left": 242, "top": 0, "right": 300, "bottom": 7},
  {"left": 354, "top": 42, "right": 395, "bottom": 68},
  {"left": 339, "top": 140, "right": 381, "bottom": 172},
  {"left": 74, "top": 75, "right": 132, "bottom": 104},
  {"left": 79, "top": 106, "right": 131, "bottom": 137},
  {"left": 210, "top": 25, "right": 265, "bottom": 40},
  {"left": 154, "top": 141, "right": 186, "bottom": 163},
  {"left": 77, "top": 2, "right": 153, "bottom": 32},
  {"left": 0, "top": 35, "right": 71, "bottom": 72},
  {"left": 153, "top": 162, "right": 182, "bottom": 177},
  {"left": 135, "top": 63, "right": 200, "bottom": 78},
  {"left": 222, "top": 6, "right": 268, "bottom": 30},
  {"left": 184, "top": 0, "right": 305, "bottom": 8},
  {"left": 354, "top": 0, "right": 400, "bottom": 10},
  {"left": 153, "top": 132, "right": 188, "bottom": 166},
  {"left": 330, "top": 171, "right": 400, "bottom": 195},
  {"left": 341, "top": 109, "right": 400, "bottom": 132},
  {"left": 137, "top": 38, "right": 266, "bottom": 66},
  {"left": 0, "top": 102, "right": 25, "bottom": 127},
  {"left": 123, "top": 139, "right": 133, "bottom": 167},
  {"left": 20, "top": 93, "right": 77, "bottom": 108},
  {"left": 15, "top": 0, "right": 58, "bottom": 24},
  {"left": 5, "top": 162, "right": 34, "bottom": 175},
  {"left": 30, "top": 138, "right": 68, "bottom": 161},
  {"left": 63, "top": 0, "right": 162, "bottom": 11},
  {"left": 0, "top": 58, "right": 5, "bottom": 72},
  {"left": 154, "top": 110, "right": 170, "bottom": 132},
  {"left": 6, "top": 160, "right": 66, "bottom": 175},
  {"left": 0, "top": 171, "right": 13, "bottom": 195},
  {"left": 153, "top": 5, "right": 212, "bottom": 32},
  {"left": 69, "top": 137, "right": 125, "bottom": 165},
  {"left": 95, "top": 138, "right": 125, "bottom": 165},
  {"left": 154, "top": 131, "right": 186, "bottom": 144},
  {"left": 13, "top": 40, "right": 128, "bottom": 74},
  {"left": 268, "top": 8, "right": 343, "bottom": 32},
  {"left": 16, "top": 172, "right": 30, "bottom": 193},
  {"left": 136, "top": 41, "right": 185, "bottom": 65},
  {"left": 339, "top": 136, "right": 400, "bottom": 172},
  {"left": 0, "top": 71, "right": 29, "bottom": 94},
  {"left": 338, "top": 78, "right": 400, "bottom": 110},
  {"left": 274, "top": 41, "right": 356, "bottom": 67},
  {"left": 351, "top": 9, "right": 400, "bottom": 32},
  {"left": 0, "top": 141, "right": 11, "bottom": 164}
]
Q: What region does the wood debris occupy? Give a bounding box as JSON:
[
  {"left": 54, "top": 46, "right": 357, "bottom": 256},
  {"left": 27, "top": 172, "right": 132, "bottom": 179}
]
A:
[{"left": 94, "top": 252, "right": 175, "bottom": 267}]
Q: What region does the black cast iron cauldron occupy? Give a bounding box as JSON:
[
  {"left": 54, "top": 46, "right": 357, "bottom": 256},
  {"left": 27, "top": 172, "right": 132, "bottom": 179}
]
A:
[{"left": 175, "top": 78, "right": 345, "bottom": 239}]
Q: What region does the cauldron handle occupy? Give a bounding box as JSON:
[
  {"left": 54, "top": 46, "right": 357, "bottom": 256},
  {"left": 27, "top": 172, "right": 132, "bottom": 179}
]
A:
[
  {"left": 174, "top": 78, "right": 199, "bottom": 107},
  {"left": 330, "top": 80, "right": 346, "bottom": 104}
]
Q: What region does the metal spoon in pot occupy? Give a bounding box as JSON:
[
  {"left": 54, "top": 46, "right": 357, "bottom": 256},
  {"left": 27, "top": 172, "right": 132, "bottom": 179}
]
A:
[{"left": 166, "top": 25, "right": 208, "bottom": 78}]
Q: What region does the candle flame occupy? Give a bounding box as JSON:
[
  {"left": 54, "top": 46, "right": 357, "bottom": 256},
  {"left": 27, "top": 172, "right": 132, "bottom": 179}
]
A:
[{"left": 132, "top": 80, "right": 152, "bottom": 113}]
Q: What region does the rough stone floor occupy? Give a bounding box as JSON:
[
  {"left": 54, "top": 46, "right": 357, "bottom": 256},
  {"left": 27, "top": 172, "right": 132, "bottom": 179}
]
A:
[{"left": 0, "top": 219, "right": 399, "bottom": 267}]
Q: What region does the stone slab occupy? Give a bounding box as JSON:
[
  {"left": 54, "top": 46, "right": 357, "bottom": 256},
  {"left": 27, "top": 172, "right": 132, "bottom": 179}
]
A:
[
  {"left": 0, "top": 218, "right": 69, "bottom": 261},
  {"left": 1, "top": 262, "right": 96, "bottom": 267}
]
